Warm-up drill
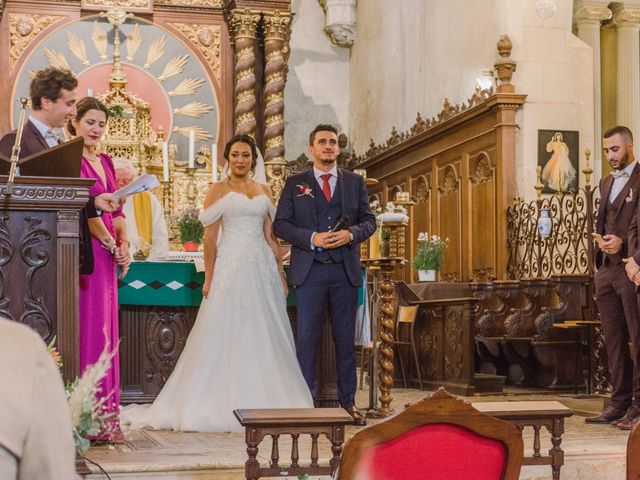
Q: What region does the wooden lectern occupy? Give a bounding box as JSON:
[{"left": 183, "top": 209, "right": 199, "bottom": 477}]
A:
[{"left": 0, "top": 176, "right": 93, "bottom": 382}]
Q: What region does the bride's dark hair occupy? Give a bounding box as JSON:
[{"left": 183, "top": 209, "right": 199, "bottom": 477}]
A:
[{"left": 223, "top": 134, "right": 258, "bottom": 172}]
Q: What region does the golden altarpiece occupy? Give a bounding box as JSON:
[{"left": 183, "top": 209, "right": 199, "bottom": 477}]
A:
[{"left": 0, "top": 0, "right": 293, "bottom": 219}]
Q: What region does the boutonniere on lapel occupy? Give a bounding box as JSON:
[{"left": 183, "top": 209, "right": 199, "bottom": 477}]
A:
[
  {"left": 296, "top": 183, "right": 314, "bottom": 198},
  {"left": 626, "top": 188, "right": 635, "bottom": 203}
]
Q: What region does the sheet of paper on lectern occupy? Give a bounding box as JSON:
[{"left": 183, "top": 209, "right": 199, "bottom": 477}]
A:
[
  {"left": 111, "top": 174, "right": 161, "bottom": 203},
  {"left": 0, "top": 137, "right": 84, "bottom": 177}
]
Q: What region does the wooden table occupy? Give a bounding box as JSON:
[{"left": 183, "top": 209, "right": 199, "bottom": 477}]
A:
[
  {"left": 473, "top": 400, "right": 573, "bottom": 480},
  {"left": 233, "top": 408, "right": 354, "bottom": 480}
]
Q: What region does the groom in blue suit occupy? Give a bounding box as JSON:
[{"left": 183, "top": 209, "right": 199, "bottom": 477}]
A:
[{"left": 274, "top": 124, "right": 376, "bottom": 425}]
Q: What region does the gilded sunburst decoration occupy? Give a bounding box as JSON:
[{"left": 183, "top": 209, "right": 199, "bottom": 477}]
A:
[{"left": 10, "top": 14, "right": 219, "bottom": 168}]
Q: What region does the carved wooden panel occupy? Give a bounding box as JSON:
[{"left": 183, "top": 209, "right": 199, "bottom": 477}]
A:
[
  {"left": 119, "top": 305, "right": 198, "bottom": 403},
  {"left": 412, "top": 299, "right": 477, "bottom": 395},
  {"left": 359, "top": 93, "right": 526, "bottom": 282},
  {"left": 437, "top": 163, "right": 462, "bottom": 282},
  {"left": 444, "top": 306, "right": 464, "bottom": 379},
  {"left": 0, "top": 177, "right": 89, "bottom": 381},
  {"left": 469, "top": 151, "right": 497, "bottom": 281},
  {"left": 0, "top": 212, "right": 57, "bottom": 341}
]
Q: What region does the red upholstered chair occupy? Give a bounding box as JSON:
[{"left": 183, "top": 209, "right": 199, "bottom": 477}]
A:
[
  {"left": 628, "top": 420, "right": 640, "bottom": 479},
  {"left": 337, "top": 388, "right": 523, "bottom": 480}
]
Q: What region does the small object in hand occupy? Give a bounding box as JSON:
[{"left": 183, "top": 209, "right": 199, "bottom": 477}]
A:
[{"left": 591, "top": 232, "right": 604, "bottom": 245}]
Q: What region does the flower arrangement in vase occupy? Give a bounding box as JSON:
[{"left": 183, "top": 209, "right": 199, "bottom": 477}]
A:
[
  {"left": 176, "top": 206, "right": 204, "bottom": 251},
  {"left": 412, "top": 232, "right": 448, "bottom": 281}
]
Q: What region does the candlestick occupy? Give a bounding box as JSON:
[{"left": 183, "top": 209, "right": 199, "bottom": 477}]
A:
[
  {"left": 161, "top": 179, "right": 172, "bottom": 213},
  {"left": 162, "top": 142, "right": 169, "bottom": 182},
  {"left": 211, "top": 143, "right": 218, "bottom": 182},
  {"left": 188, "top": 129, "right": 195, "bottom": 169}
]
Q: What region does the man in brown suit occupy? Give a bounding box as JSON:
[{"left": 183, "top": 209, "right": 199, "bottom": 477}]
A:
[
  {"left": 586, "top": 125, "right": 640, "bottom": 429},
  {"left": 0, "top": 67, "right": 118, "bottom": 273}
]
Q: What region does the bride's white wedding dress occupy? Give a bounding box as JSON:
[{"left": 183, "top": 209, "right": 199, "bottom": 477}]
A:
[{"left": 121, "top": 192, "right": 313, "bottom": 432}]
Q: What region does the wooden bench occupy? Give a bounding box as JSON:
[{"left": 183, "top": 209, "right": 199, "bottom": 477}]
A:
[
  {"left": 234, "top": 408, "right": 354, "bottom": 480},
  {"left": 473, "top": 400, "right": 573, "bottom": 480}
]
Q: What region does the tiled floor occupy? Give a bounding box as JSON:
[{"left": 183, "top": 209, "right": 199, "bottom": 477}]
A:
[{"left": 83, "top": 387, "right": 631, "bottom": 479}]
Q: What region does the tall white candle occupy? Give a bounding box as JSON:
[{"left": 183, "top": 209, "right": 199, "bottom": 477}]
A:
[
  {"left": 162, "top": 142, "right": 169, "bottom": 182},
  {"left": 87, "top": 88, "right": 93, "bottom": 96},
  {"left": 188, "top": 129, "right": 195, "bottom": 169},
  {"left": 211, "top": 143, "right": 218, "bottom": 182}
]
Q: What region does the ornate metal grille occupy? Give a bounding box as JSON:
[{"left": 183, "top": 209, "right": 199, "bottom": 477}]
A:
[{"left": 507, "top": 185, "right": 599, "bottom": 280}]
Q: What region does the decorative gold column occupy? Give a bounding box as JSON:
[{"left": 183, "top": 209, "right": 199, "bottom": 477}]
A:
[
  {"left": 574, "top": 1, "right": 611, "bottom": 182},
  {"left": 612, "top": 3, "right": 640, "bottom": 142},
  {"left": 262, "top": 10, "right": 291, "bottom": 199},
  {"left": 229, "top": 9, "right": 260, "bottom": 138}
]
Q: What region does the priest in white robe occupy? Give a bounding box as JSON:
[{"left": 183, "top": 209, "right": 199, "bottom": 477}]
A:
[{"left": 114, "top": 158, "right": 169, "bottom": 261}]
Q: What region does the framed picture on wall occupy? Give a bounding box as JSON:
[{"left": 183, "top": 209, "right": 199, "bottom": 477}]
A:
[{"left": 537, "top": 129, "right": 579, "bottom": 194}]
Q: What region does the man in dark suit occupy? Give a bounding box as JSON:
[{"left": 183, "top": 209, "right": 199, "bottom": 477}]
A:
[
  {"left": 586, "top": 125, "right": 640, "bottom": 429},
  {"left": 0, "top": 67, "right": 118, "bottom": 273},
  {"left": 274, "top": 124, "right": 376, "bottom": 425}
]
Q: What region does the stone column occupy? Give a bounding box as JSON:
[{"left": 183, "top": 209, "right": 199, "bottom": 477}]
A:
[
  {"left": 262, "top": 10, "right": 291, "bottom": 199},
  {"left": 228, "top": 9, "right": 260, "bottom": 138},
  {"left": 612, "top": 3, "right": 640, "bottom": 143},
  {"left": 574, "top": 1, "right": 611, "bottom": 181}
]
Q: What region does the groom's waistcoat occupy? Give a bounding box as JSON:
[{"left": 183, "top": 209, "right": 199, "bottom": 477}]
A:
[{"left": 314, "top": 180, "right": 343, "bottom": 264}]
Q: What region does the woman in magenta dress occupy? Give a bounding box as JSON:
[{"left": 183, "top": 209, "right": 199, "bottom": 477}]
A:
[{"left": 69, "top": 97, "right": 131, "bottom": 439}]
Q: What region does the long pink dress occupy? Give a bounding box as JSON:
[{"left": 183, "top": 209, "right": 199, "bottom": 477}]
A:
[{"left": 79, "top": 152, "right": 123, "bottom": 438}]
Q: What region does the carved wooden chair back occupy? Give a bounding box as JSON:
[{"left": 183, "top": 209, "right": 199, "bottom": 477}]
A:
[{"left": 337, "top": 388, "right": 524, "bottom": 480}]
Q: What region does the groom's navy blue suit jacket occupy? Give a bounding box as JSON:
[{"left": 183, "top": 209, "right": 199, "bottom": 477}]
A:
[{"left": 273, "top": 168, "right": 376, "bottom": 287}]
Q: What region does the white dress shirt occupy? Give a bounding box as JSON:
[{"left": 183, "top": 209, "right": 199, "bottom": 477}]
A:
[
  {"left": 314, "top": 165, "right": 338, "bottom": 197},
  {"left": 609, "top": 160, "right": 637, "bottom": 203},
  {"left": 28, "top": 116, "right": 64, "bottom": 148}
]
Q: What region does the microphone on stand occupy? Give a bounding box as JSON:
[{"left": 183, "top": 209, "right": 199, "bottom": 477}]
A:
[
  {"left": 317, "top": 215, "right": 351, "bottom": 252},
  {"left": 6, "top": 98, "right": 29, "bottom": 197}
]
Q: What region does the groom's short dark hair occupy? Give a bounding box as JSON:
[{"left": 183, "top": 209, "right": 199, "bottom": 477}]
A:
[
  {"left": 309, "top": 124, "right": 338, "bottom": 145},
  {"left": 604, "top": 125, "right": 633, "bottom": 143}
]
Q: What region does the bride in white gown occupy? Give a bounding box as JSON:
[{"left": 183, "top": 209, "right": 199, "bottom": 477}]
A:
[{"left": 121, "top": 135, "right": 313, "bottom": 433}]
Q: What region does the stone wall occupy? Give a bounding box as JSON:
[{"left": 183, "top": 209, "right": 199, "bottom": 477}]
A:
[
  {"left": 284, "top": 1, "right": 595, "bottom": 201},
  {"left": 284, "top": 0, "right": 350, "bottom": 160}
]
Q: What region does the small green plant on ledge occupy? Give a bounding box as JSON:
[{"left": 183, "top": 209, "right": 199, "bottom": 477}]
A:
[{"left": 176, "top": 206, "right": 204, "bottom": 245}]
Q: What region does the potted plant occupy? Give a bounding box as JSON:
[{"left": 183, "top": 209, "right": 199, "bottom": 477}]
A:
[
  {"left": 412, "top": 232, "right": 448, "bottom": 281},
  {"left": 176, "top": 206, "right": 204, "bottom": 251}
]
